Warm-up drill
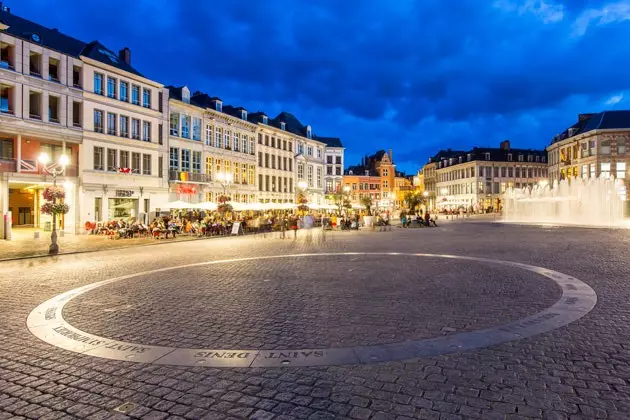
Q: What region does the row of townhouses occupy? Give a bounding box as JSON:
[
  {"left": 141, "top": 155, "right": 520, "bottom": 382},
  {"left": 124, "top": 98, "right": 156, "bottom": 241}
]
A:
[
  {"left": 0, "top": 8, "right": 344, "bottom": 237},
  {"left": 416, "top": 111, "right": 630, "bottom": 212}
]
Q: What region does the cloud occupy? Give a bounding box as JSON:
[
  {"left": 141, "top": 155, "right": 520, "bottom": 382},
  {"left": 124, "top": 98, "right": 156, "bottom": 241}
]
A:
[
  {"left": 606, "top": 93, "right": 624, "bottom": 105},
  {"left": 573, "top": 1, "right": 630, "bottom": 36},
  {"left": 493, "top": 0, "right": 564, "bottom": 23},
  {"left": 12, "top": 0, "right": 630, "bottom": 173}
]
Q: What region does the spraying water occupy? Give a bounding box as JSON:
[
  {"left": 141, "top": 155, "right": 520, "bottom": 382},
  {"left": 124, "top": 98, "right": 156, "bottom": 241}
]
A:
[{"left": 503, "top": 177, "right": 626, "bottom": 227}]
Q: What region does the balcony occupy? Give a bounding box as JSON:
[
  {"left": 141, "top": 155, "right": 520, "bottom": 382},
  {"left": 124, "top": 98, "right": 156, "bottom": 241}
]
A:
[
  {"left": 169, "top": 170, "right": 212, "bottom": 183},
  {"left": 0, "top": 158, "right": 16, "bottom": 172}
]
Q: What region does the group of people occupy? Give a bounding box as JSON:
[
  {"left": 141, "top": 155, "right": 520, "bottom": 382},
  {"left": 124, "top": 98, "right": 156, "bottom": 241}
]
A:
[{"left": 400, "top": 210, "right": 438, "bottom": 228}]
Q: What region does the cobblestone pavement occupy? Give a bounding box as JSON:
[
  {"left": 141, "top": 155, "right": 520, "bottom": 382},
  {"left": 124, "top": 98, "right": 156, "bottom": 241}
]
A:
[{"left": 2, "top": 223, "right": 630, "bottom": 419}]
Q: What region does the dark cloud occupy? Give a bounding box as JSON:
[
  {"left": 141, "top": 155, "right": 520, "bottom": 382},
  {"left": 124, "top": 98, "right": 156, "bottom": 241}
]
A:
[{"left": 13, "top": 0, "right": 630, "bottom": 172}]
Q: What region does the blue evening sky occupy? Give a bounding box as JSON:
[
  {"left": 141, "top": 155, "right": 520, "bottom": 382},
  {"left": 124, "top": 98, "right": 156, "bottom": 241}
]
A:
[{"left": 11, "top": 0, "right": 630, "bottom": 174}]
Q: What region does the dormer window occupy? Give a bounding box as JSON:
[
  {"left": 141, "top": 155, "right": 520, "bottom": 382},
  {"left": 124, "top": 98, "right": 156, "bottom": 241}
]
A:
[
  {"left": 507, "top": 153, "right": 513, "bottom": 161},
  {"left": 458, "top": 156, "right": 462, "bottom": 163},
  {"left": 215, "top": 101, "right": 222, "bottom": 112},
  {"left": 306, "top": 125, "right": 312, "bottom": 139},
  {"left": 281, "top": 122, "right": 286, "bottom": 130},
  {"left": 262, "top": 115, "right": 268, "bottom": 125},
  {"left": 485, "top": 153, "right": 491, "bottom": 161},
  {"left": 182, "top": 87, "right": 190, "bottom": 104},
  {"left": 467, "top": 154, "right": 471, "bottom": 161},
  {"left": 241, "top": 110, "right": 247, "bottom": 121}
]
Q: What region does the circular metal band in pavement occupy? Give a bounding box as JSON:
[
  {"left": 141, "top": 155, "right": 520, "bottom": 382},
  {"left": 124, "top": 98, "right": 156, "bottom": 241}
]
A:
[{"left": 26, "top": 253, "right": 597, "bottom": 368}]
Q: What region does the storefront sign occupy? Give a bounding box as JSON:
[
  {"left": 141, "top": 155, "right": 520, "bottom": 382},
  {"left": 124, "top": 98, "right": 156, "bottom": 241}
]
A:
[
  {"left": 115, "top": 190, "right": 134, "bottom": 197},
  {"left": 176, "top": 185, "right": 197, "bottom": 195}
]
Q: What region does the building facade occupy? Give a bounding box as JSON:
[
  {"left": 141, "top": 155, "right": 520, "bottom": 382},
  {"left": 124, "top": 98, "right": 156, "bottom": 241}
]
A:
[
  {"left": 435, "top": 141, "right": 548, "bottom": 212},
  {"left": 344, "top": 150, "right": 396, "bottom": 209},
  {"left": 321, "top": 137, "right": 344, "bottom": 196},
  {"left": 547, "top": 112, "right": 630, "bottom": 203},
  {"left": 80, "top": 44, "right": 169, "bottom": 225},
  {"left": 249, "top": 112, "right": 295, "bottom": 203}
]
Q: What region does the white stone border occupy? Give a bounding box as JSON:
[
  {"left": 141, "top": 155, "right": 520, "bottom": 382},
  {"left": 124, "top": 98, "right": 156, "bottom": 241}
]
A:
[{"left": 27, "top": 253, "right": 597, "bottom": 368}]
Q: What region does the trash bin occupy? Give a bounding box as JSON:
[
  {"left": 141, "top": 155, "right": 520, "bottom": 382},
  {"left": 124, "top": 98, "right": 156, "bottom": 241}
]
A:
[{"left": 44, "top": 221, "right": 52, "bottom": 232}]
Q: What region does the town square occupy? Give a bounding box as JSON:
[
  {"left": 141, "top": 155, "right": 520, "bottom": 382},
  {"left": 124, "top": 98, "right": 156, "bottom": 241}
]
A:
[{"left": 3, "top": 0, "right": 630, "bottom": 419}]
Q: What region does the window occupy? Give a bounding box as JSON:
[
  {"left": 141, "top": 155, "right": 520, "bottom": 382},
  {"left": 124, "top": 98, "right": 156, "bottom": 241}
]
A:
[
  {"left": 298, "top": 163, "right": 304, "bottom": 179},
  {"left": 484, "top": 153, "right": 490, "bottom": 161},
  {"left": 192, "top": 118, "right": 201, "bottom": 141},
  {"left": 131, "top": 85, "right": 140, "bottom": 105},
  {"left": 335, "top": 167, "right": 341, "bottom": 176},
  {"left": 617, "top": 162, "right": 626, "bottom": 179},
  {"left": 600, "top": 140, "right": 611, "bottom": 155},
  {"left": 93, "top": 72, "right": 104, "bottom": 95},
  {"left": 335, "top": 156, "right": 341, "bottom": 165},
  {"left": 131, "top": 119, "right": 140, "bottom": 140},
  {"left": 317, "top": 167, "right": 322, "bottom": 188},
  {"left": 159, "top": 156, "right": 163, "bottom": 178},
  {"left": 48, "top": 58, "right": 59, "bottom": 82},
  {"left": 215, "top": 127, "right": 222, "bottom": 148},
  {"left": 242, "top": 137, "right": 248, "bottom": 154},
  {"left": 500, "top": 167, "right": 506, "bottom": 177},
  {"left": 71, "top": 65, "right": 82, "bottom": 88},
  {"left": 120, "top": 115, "right": 129, "bottom": 137},
  {"left": 618, "top": 138, "right": 627, "bottom": 154},
  {"left": 601, "top": 162, "right": 611, "bottom": 178},
  {"left": 582, "top": 164, "right": 588, "bottom": 179},
  {"left": 107, "top": 148, "right": 117, "bottom": 172},
  {"left": 142, "top": 154, "right": 152, "bottom": 175},
  {"left": 120, "top": 151, "right": 129, "bottom": 169},
  {"left": 120, "top": 81, "right": 128, "bottom": 102},
  {"left": 181, "top": 149, "right": 191, "bottom": 172},
  {"left": 93, "top": 146, "right": 104, "bottom": 170},
  {"left": 143, "top": 121, "right": 151, "bottom": 142},
  {"left": 527, "top": 155, "right": 533, "bottom": 162},
  {"left": 215, "top": 101, "right": 222, "bottom": 112},
  {"left": 250, "top": 139, "right": 254, "bottom": 155},
  {"left": 192, "top": 151, "right": 201, "bottom": 173},
  {"left": 224, "top": 130, "right": 230, "bottom": 149},
  {"left": 170, "top": 112, "right": 179, "bottom": 136},
  {"left": 142, "top": 88, "right": 151, "bottom": 108},
  {"left": 169, "top": 147, "right": 179, "bottom": 170},
  {"left": 263, "top": 116, "right": 268, "bottom": 125},
  {"left": 271, "top": 155, "right": 276, "bottom": 169},
  {"left": 29, "top": 52, "right": 42, "bottom": 77},
  {"left": 205, "top": 124, "right": 212, "bottom": 145},
  {"left": 306, "top": 126, "right": 312, "bottom": 139},
  {"left": 48, "top": 95, "right": 59, "bottom": 123},
  {"left": 72, "top": 101, "right": 81, "bottom": 127},
  {"left": 241, "top": 110, "right": 247, "bottom": 120},
  {"left": 233, "top": 132, "right": 239, "bottom": 151},
  {"left": 508, "top": 167, "right": 513, "bottom": 177},
  {"left": 507, "top": 153, "right": 512, "bottom": 161},
  {"left": 1, "top": 42, "right": 15, "bottom": 70},
  {"left": 249, "top": 165, "right": 255, "bottom": 186},
  {"left": 281, "top": 122, "right": 286, "bottom": 130},
  {"left": 518, "top": 154, "right": 524, "bottom": 162},
  {"left": 258, "top": 133, "right": 263, "bottom": 144},
  {"left": 307, "top": 165, "right": 313, "bottom": 186},
  {"left": 107, "top": 112, "right": 116, "bottom": 135},
  {"left": 93, "top": 109, "right": 104, "bottom": 133},
  {"left": 297, "top": 143, "right": 303, "bottom": 154},
  {"left": 264, "top": 153, "right": 269, "bottom": 168},
  {"left": 29, "top": 91, "right": 42, "bottom": 119},
  {"left": 132, "top": 152, "right": 141, "bottom": 173},
  {"left": 307, "top": 146, "right": 313, "bottom": 156},
  {"left": 590, "top": 163, "right": 596, "bottom": 178},
  {"left": 258, "top": 152, "right": 263, "bottom": 167},
  {"left": 107, "top": 77, "right": 116, "bottom": 98},
  {"left": 181, "top": 115, "right": 190, "bottom": 138},
  {"left": 0, "top": 84, "right": 14, "bottom": 114}
]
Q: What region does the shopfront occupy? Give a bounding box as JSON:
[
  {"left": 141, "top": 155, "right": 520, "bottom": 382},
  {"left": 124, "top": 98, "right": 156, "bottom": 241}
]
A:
[{"left": 108, "top": 190, "right": 139, "bottom": 220}]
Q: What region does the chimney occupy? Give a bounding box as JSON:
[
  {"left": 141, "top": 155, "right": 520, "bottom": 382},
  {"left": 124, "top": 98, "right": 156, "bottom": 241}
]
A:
[
  {"left": 118, "top": 47, "right": 131, "bottom": 65},
  {"left": 500, "top": 140, "right": 511, "bottom": 150}
]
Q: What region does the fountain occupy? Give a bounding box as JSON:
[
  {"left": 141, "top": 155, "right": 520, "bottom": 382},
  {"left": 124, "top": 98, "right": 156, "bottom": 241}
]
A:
[{"left": 503, "top": 177, "right": 627, "bottom": 227}]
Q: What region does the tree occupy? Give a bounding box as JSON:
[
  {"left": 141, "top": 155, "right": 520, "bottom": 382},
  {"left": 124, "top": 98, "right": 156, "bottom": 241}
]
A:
[
  {"left": 296, "top": 192, "right": 309, "bottom": 213},
  {"left": 404, "top": 192, "right": 421, "bottom": 212},
  {"left": 360, "top": 196, "right": 373, "bottom": 215},
  {"left": 330, "top": 192, "right": 352, "bottom": 214},
  {"left": 217, "top": 195, "right": 233, "bottom": 216}
]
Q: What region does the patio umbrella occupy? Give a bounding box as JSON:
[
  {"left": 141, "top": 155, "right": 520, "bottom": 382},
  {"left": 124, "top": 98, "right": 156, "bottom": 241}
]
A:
[
  {"left": 197, "top": 201, "right": 218, "bottom": 211},
  {"left": 164, "top": 200, "right": 195, "bottom": 209}
]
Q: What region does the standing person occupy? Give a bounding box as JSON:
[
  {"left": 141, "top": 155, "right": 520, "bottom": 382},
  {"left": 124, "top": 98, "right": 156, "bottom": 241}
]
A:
[{"left": 424, "top": 211, "right": 431, "bottom": 227}]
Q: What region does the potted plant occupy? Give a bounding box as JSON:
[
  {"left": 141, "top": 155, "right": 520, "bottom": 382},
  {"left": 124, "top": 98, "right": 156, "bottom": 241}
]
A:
[{"left": 360, "top": 196, "right": 374, "bottom": 227}]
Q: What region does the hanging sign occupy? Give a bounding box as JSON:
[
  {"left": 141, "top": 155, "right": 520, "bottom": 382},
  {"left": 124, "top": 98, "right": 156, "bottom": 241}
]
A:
[{"left": 115, "top": 190, "right": 134, "bottom": 197}]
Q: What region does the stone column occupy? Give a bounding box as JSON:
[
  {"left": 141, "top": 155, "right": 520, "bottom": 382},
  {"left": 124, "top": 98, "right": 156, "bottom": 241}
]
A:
[{"left": 16, "top": 134, "right": 21, "bottom": 173}]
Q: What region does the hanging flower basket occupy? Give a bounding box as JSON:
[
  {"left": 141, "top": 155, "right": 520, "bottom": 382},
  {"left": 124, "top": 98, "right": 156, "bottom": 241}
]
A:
[
  {"left": 297, "top": 204, "right": 309, "bottom": 212},
  {"left": 42, "top": 186, "right": 66, "bottom": 201},
  {"left": 217, "top": 203, "right": 233, "bottom": 214},
  {"left": 41, "top": 202, "right": 69, "bottom": 215},
  {"left": 217, "top": 195, "right": 231, "bottom": 204}
]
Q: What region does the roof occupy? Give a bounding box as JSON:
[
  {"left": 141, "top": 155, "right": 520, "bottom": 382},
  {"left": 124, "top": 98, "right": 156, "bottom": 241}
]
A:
[
  {"left": 222, "top": 105, "right": 247, "bottom": 119},
  {"left": 271, "top": 112, "right": 309, "bottom": 137},
  {"left": 190, "top": 92, "right": 221, "bottom": 108},
  {"left": 345, "top": 165, "right": 380, "bottom": 177},
  {"left": 433, "top": 146, "right": 546, "bottom": 166},
  {"left": 314, "top": 135, "right": 343, "bottom": 148},
  {"left": 247, "top": 112, "right": 267, "bottom": 125},
  {"left": 81, "top": 41, "right": 143, "bottom": 77},
  {"left": 0, "top": 9, "right": 145, "bottom": 76},
  {"left": 166, "top": 85, "right": 185, "bottom": 101},
  {"left": 551, "top": 111, "right": 630, "bottom": 144}
]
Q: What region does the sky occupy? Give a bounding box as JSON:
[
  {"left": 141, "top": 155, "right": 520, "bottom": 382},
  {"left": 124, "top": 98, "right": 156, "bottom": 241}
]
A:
[{"left": 11, "top": 0, "right": 630, "bottom": 174}]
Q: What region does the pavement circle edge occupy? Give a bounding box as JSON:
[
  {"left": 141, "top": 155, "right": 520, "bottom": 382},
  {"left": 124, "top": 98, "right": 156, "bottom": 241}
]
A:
[{"left": 26, "top": 252, "right": 597, "bottom": 368}]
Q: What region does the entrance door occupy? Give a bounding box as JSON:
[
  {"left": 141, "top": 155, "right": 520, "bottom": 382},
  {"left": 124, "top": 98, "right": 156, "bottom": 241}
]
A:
[{"left": 18, "top": 207, "right": 32, "bottom": 225}]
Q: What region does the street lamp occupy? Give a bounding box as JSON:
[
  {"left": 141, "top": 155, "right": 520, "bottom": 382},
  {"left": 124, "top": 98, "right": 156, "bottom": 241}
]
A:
[
  {"left": 216, "top": 172, "right": 233, "bottom": 196},
  {"left": 38, "top": 152, "right": 69, "bottom": 255}
]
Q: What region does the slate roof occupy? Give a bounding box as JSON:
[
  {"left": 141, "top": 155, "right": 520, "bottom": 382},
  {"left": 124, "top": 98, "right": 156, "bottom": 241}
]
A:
[
  {"left": 271, "top": 112, "right": 308, "bottom": 137},
  {"left": 166, "top": 86, "right": 185, "bottom": 101},
  {"left": 247, "top": 112, "right": 267, "bottom": 125},
  {"left": 433, "top": 146, "right": 546, "bottom": 165},
  {"left": 314, "top": 136, "right": 343, "bottom": 148},
  {"left": 344, "top": 150, "right": 391, "bottom": 176},
  {"left": 190, "top": 92, "right": 221, "bottom": 109},
  {"left": 222, "top": 105, "right": 248, "bottom": 120},
  {"left": 0, "top": 10, "right": 145, "bottom": 77},
  {"left": 551, "top": 111, "right": 630, "bottom": 144}
]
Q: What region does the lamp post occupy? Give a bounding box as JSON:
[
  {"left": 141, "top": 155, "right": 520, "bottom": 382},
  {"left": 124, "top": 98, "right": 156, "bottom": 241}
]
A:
[
  {"left": 216, "top": 172, "right": 233, "bottom": 196},
  {"left": 38, "top": 152, "right": 69, "bottom": 255}
]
